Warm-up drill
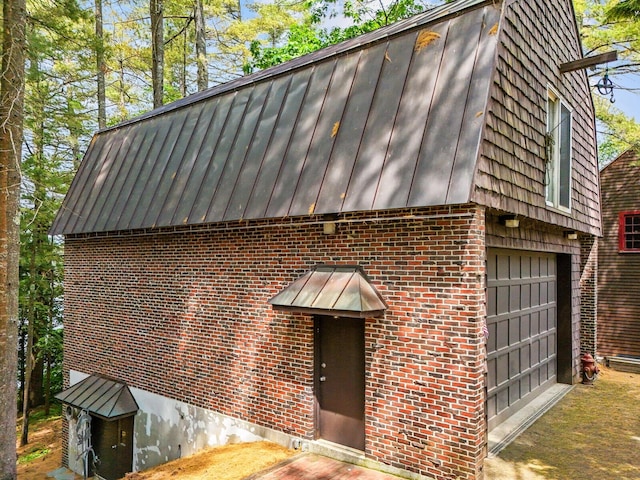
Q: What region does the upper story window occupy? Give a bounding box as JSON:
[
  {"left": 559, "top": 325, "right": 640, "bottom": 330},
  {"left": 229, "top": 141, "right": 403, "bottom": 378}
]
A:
[
  {"left": 619, "top": 211, "right": 640, "bottom": 253},
  {"left": 545, "top": 90, "right": 572, "bottom": 211}
]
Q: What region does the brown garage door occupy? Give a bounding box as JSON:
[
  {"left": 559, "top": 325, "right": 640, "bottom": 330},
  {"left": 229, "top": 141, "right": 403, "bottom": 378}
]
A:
[{"left": 486, "top": 249, "right": 557, "bottom": 430}]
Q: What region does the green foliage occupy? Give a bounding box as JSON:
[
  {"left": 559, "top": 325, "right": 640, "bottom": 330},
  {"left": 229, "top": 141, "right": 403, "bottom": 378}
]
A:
[
  {"left": 17, "top": 448, "right": 50, "bottom": 464},
  {"left": 18, "top": 0, "right": 89, "bottom": 411},
  {"left": 575, "top": 0, "right": 640, "bottom": 163},
  {"left": 594, "top": 96, "right": 640, "bottom": 166},
  {"left": 605, "top": 0, "right": 640, "bottom": 21},
  {"left": 247, "top": 0, "right": 440, "bottom": 71}
]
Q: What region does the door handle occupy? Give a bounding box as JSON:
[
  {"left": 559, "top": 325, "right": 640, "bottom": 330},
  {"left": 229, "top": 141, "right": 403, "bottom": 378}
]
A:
[{"left": 319, "top": 376, "right": 327, "bottom": 382}]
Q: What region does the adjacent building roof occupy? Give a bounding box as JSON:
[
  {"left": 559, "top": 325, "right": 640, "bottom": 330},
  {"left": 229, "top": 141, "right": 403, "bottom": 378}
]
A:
[
  {"left": 55, "top": 375, "right": 139, "bottom": 420},
  {"left": 269, "top": 265, "right": 388, "bottom": 318},
  {"left": 50, "top": 0, "right": 500, "bottom": 236}
]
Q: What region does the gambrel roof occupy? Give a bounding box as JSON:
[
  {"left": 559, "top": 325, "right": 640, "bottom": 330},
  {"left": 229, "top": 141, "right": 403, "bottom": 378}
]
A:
[{"left": 51, "top": 0, "right": 501, "bottom": 235}]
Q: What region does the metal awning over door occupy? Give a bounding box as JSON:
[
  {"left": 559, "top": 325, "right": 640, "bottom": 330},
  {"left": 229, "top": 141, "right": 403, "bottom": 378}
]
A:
[
  {"left": 55, "top": 375, "right": 139, "bottom": 420},
  {"left": 269, "top": 265, "right": 387, "bottom": 318}
]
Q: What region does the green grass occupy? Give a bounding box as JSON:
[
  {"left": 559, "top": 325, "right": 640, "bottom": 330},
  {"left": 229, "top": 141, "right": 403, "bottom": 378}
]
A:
[
  {"left": 19, "top": 402, "right": 62, "bottom": 425},
  {"left": 495, "top": 369, "right": 640, "bottom": 479},
  {"left": 18, "top": 447, "right": 51, "bottom": 464}
]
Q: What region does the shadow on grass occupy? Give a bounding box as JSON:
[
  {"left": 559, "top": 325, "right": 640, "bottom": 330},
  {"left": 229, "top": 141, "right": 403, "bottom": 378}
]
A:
[{"left": 485, "top": 367, "right": 640, "bottom": 480}]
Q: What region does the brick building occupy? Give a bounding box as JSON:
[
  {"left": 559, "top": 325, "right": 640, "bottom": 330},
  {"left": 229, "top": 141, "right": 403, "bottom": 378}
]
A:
[{"left": 52, "top": 0, "right": 601, "bottom": 479}]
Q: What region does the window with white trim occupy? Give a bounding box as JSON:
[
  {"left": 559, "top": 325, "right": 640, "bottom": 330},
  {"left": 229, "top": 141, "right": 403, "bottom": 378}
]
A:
[{"left": 545, "top": 90, "right": 572, "bottom": 211}]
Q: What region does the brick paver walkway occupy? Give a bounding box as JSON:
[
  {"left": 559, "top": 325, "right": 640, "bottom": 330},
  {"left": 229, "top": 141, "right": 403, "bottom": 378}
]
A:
[{"left": 248, "top": 453, "right": 404, "bottom": 480}]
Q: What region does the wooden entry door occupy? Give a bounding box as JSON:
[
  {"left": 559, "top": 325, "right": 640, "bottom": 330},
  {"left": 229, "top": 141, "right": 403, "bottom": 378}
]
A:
[
  {"left": 315, "top": 316, "right": 365, "bottom": 450},
  {"left": 91, "top": 415, "right": 134, "bottom": 480}
]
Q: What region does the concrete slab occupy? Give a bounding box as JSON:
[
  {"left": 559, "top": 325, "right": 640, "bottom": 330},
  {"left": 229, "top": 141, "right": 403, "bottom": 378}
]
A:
[
  {"left": 46, "top": 467, "right": 76, "bottom": 480},
  {"left": 488, "top": 383, "right": 574, "bottom": 456}
]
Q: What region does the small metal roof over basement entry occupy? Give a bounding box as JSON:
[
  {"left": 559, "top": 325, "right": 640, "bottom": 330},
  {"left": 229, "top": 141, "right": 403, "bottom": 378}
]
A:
[
  {"left": 55, "top": 375, "right": 139, "bottom": 420},
  {"left": 269, "top": 265, "right": 388, "bottom": 318},
  {"left": 50, "top": 0, "right": 500, "bottom": 236}
]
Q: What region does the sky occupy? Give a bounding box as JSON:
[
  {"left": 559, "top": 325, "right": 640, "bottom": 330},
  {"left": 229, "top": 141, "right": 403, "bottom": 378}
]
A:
[
  {"left": 320, "top": 1, "right": 640, "bottom": 121},
  {"left": 607, "top": 72, "right": 640, "bottom": 121}
]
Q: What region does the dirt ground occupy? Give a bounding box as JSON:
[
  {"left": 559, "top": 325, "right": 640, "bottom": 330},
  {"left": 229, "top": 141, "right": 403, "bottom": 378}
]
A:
[
  {"left": 16, "top": 407, "right": 64, "bottom": 479},
  {"left": 16, "top": 411, "right": 294, "bottom": 480},
  {"left": 17, "top": 366, "right": 640, "bottom": 480},
  {"left": 124, "top": 442, "right": 295, "bottom": 480},
  {"left": 485, "top": 365, "right": 640, "bottom": 480}
]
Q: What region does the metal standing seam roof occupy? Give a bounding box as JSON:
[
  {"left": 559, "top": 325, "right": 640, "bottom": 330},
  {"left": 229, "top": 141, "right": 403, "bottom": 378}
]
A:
[
  {"left": 269, "top": 265, "right": 388, "bottom": 318},
  {"left": 55, "top": 375, "right": 139, "bottom": 420},
  {"left": 50, "top": 0, "right": 500, "bottom": 236}
]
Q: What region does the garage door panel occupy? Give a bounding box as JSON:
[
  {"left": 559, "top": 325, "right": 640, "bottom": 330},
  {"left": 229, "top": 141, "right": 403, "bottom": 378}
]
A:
[
  {"left": 509, "top": 350, "right": 519, "bottom": 377},
  {"left": 497, "top": 286, "right": 509, "bottom": 314},
  {"left": 497, "top": 354, "right": 508, "bottom": 385},
  {"left": 509, "top": 317, "right": 520, "bottom": 344},
  {"left": 487, "top": 249, "right": 557, "bottom": 430},
  {"left": 520, "top": 315, "right": 530, "bottom": 341},
  {"left": 497, "top": 320, "right": 508, "bottom": 349},
  {"left": 521, "top": 284, "right": 531, "bottom": 309}
]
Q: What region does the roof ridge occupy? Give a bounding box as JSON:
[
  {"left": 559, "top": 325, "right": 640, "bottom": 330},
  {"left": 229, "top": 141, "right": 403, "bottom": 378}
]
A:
[{"left": 100, "top": 0, "right": 494, "bottom": 133}]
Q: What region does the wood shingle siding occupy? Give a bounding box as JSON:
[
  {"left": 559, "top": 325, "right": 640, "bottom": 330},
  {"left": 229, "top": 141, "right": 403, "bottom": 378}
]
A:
[
  {"left": 51, "top": 1, "right": 501, "bottom": 236},
  {"left": 598, "top": 151, "right": 640, "bottom": 357},
  {"left": 473, "top": 0, "right": 600, "bottom": 236}
]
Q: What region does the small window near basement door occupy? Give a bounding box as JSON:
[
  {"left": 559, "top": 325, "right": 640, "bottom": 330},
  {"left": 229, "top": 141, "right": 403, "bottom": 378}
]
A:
[
  {"left": 619, "top": 211, "right": 640, "bottom": 252},
  {"left": 545, "top": 89, "right": 572, "bottom": 212}
]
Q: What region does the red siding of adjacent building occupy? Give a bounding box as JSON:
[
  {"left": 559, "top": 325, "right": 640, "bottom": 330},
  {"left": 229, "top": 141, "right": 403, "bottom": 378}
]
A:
[
  {"left": 63, "top": 205, "right": 487, "bottom": 479},
  {"left": 598, "top": 151, "right": 640, "bottom": 358}
]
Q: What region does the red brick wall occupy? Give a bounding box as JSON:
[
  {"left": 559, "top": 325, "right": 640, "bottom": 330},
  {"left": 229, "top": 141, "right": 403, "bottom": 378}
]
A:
[{"left": 62, "top": 205, "right": 487, "bottom": 479}]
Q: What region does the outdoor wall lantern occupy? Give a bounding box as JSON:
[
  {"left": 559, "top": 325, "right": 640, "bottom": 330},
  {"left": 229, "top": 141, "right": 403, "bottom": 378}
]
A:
[
  {"left": 500, "top": 215, "right": 520, "bottom": 228},
  {"left": 596, "top": 69, "right": 615, "bottom": 103},
  {"left": 323, "top": 222, "right": 336, "bottom": 235},
  {"left": 564, "top": 231, "right": 578, "bottom": 240},
  {"left": 322, "top": 214, "right": 338, "bottom": 235}
]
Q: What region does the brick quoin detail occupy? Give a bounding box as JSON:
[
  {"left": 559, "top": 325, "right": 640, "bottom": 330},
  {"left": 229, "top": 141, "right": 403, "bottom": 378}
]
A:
[
  {"left": 62, "top": 205, "right": 487, "bottom": 479},
  {"left": 580, "top": 235, "right": 597, "bottom": 358}
]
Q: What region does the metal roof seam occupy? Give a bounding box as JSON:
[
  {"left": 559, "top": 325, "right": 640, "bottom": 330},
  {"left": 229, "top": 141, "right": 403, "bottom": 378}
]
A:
[
  {"left": 89, "top": 128, "right": 146, "bottom": 232},
  {"left": 62, "top": 133, "right": 120, "bottom": 234},
  {"left": 405, "top": 18, "right": 453, "bottom": 207},
  {"left": 338, "top": 41, "right": 391, "bottom": 213},
  {"left": 155, "top": 102, "right": 210, "bottom": 226},
  {"left": 262, "top": 66, "right": 318, "bottom": 218},
  {"left": 220, "top": 81, "right": 276, "bottom": 221},
  {"left": 446, "top": 6, "right": 499, "bottom": 204},
  {"left": 203, "top": 87, "right": 256, "bottom": 223},
  {"left": 239, "top": 74, "right": 295, "bottom": 221},
  {"left": 141, "top": 109, "right": 194, "bottom": 228},
  {"left": 167, "top": 101, "right": 220, "bottom": 226},
  {"left": 370, "top": 33, "right": 420, "bottom": 211},
  {"left": 183, "top": 94, "right": 236, "bottom": 225}
]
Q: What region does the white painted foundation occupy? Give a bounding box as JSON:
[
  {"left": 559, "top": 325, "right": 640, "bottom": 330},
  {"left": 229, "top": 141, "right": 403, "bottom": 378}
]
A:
[{"left": 67, "top": 370, "right": 298, "bottom": 474}]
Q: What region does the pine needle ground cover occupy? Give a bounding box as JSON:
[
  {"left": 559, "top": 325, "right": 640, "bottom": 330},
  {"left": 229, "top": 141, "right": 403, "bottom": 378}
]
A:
[{"left": 485, "top": 366, "right": 640, "bottom": 479}]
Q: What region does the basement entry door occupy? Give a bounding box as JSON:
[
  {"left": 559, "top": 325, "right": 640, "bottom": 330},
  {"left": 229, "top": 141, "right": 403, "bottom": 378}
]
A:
[
  {"left": 315, "top": 316, "right": 365, "bottom": 450},
  {"left": 486, "top": 249, "right": 557, "bottom": 430},
  {"left": 91, "top": 415, "right": 134, "bottom": 480}
]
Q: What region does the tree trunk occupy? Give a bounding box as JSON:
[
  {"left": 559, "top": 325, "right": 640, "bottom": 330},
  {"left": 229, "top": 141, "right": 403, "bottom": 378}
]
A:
[
  {"left": 150, "top": 0, "right": 164, "bottom": 108},
  {"left": 0, "top": 0, "right": 26, "bottom": 476},
  {"left": 20, "top": 216, "right": 37, "bottom": 446},
  {"left": 96, "top": 0, "right": 106, "bottom": 129},
  {"left": 195, "top": 0, "right": 208, "bottom": 91}
]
